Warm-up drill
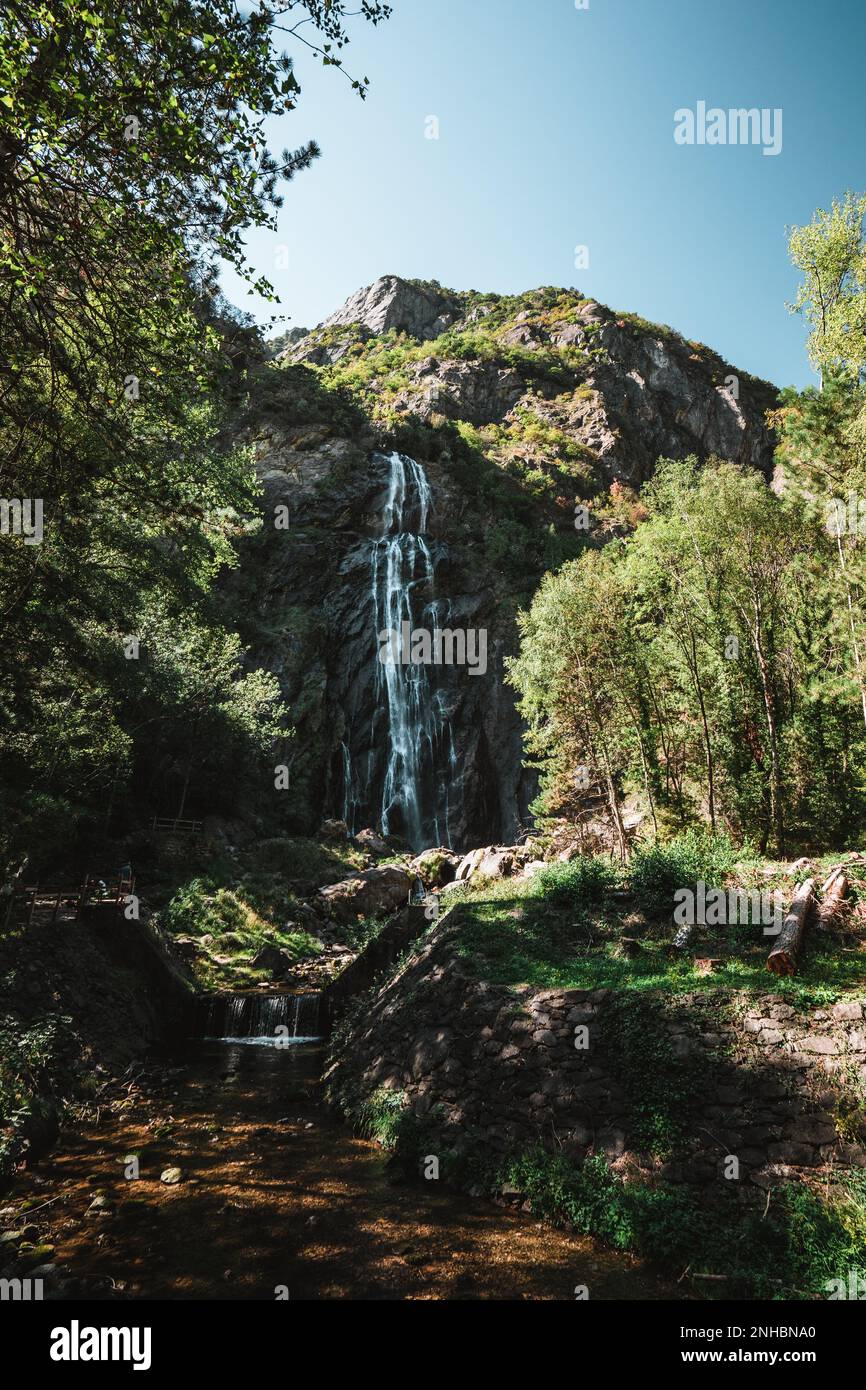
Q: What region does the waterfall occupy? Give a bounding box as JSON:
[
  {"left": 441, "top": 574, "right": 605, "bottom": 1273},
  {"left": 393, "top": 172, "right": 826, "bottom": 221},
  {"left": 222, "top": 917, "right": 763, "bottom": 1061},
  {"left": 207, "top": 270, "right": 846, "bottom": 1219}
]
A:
[
  {"left": 199, "top": 993, "right": 322, "bottom": 1044},
  {"left": 365, "top": 450, "right": 454, "bottom": 850},
  {"left": 341, "top": 740, "right": 358, "bottom": 834}
]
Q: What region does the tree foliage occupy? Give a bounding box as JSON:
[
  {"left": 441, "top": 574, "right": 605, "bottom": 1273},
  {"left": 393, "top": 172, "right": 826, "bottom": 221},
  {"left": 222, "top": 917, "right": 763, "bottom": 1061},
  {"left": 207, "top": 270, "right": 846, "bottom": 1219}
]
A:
[
  {"left": 510, "top": 191, "right": 866, "bottom": 857},
  {"left": 509, "top": 458, "right": 864, "bottom": 854},
  {"left": 0, "top": 0, "right": 390, "bottom": 872}
]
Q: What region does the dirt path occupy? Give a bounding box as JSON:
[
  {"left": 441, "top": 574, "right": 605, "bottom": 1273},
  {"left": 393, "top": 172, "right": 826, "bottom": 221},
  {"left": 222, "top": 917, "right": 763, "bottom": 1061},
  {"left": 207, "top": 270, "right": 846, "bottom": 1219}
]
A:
[{"left": 5, "top": 1042, "right": 678, "bottom": 1300}]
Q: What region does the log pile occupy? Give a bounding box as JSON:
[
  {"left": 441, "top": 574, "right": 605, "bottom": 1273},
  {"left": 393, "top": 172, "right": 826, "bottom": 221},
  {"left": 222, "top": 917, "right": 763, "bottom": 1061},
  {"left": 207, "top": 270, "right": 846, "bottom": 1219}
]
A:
[
  {"left": 766, "top": 877, "right": 815, "bottom": 976},
  {"left": 766, "top": 870, "right": 853, "bottom": 974}
]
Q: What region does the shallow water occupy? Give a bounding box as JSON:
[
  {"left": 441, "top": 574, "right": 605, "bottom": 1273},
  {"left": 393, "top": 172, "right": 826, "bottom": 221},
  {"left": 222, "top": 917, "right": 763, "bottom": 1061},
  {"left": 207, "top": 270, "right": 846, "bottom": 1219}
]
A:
[{"left": 10, "top": 1039, "right": 680, "bottom": 1300}]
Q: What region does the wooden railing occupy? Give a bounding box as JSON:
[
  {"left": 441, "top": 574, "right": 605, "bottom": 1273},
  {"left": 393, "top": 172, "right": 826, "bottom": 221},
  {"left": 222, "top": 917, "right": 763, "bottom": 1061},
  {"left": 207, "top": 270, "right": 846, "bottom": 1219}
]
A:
[
  {"left": 150, "top": 816, "right": 203, "bottom": 834},
  {"left": 2, "top": 873, "right": 136, "bottom": 931}
]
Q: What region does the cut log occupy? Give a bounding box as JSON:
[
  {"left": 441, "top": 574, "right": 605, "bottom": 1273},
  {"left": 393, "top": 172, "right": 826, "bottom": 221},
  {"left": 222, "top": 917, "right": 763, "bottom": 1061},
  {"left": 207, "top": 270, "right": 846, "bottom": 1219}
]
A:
[
  {"left": 817, "top": 869, "right": 850, "bottom": 932},
  {"left": 766, "top": 877, "right": 815, "bottom": 976}
]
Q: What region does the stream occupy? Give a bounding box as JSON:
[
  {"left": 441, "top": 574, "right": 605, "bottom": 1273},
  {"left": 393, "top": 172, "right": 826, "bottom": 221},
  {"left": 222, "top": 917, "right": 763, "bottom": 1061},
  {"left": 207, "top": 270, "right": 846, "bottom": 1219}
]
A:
[{"left": 9, "top": 1033, "right": 677, "bottom": 1301}]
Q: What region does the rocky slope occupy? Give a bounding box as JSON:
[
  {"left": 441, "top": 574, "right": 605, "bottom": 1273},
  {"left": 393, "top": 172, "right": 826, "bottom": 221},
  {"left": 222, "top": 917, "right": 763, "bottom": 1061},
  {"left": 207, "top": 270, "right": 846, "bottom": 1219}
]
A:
[
  {"left": 284, "top": 275, "right": 776, "bottom": 486},
  {"left": 231, "top": 276, "right": 778, "bottom": 850}
]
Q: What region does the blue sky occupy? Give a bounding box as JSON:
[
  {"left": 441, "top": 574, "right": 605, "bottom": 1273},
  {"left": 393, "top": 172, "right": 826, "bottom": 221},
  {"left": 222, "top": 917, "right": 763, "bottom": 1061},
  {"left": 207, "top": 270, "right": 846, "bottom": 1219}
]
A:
[{"left": 221, "top": 0, "right": 866, "bottom": 388}]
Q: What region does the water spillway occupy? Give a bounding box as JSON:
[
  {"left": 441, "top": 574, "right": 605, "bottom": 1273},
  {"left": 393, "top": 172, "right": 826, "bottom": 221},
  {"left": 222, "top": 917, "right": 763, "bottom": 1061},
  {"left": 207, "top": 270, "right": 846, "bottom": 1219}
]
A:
[{"left": 196, "top": 992, "right": 322, "bottom": 1044}]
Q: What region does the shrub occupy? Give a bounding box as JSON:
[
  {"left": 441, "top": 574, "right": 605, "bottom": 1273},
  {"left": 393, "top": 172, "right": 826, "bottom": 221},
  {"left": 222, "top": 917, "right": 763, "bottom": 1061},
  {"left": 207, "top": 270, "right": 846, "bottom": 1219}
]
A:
[
  {"left": 163, "top": 878, "right": 250, "bottom": 938},
  {"left": 350, "top": 1085, "right": 408, "bottom": 1148},
  {"left": 530, "top": 855, "right": 619, "bottom": 907},
  {"left": 497, "top": 1145, "right": 866, "bottom": 1297},
  {"left": 629, "top": 829, "right": 738, "bottom": 916},
  {"left": 0, "top": 1016, "right": 68, "bottom": 1178}
]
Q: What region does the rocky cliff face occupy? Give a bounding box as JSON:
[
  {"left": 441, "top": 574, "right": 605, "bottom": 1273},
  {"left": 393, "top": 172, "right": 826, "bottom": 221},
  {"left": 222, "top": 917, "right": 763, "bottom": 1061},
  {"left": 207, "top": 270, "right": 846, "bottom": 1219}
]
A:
[
  {"left": 317, "top": 273, "right": 463, "bottom": 344},
  {"left": 285, "top": 276, "right": 776, "bottom": 487},
  {"left": 232, "top": 277, "right": 778, "bottom": 850}
]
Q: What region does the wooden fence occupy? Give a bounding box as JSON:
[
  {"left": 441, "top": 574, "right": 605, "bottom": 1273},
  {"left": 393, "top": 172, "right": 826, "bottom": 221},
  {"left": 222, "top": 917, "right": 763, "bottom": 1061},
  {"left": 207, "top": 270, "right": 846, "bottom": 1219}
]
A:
[
  {"left": 150, "top": 816, "right": 203, "bottom": 834},
  {"left": 2, "top": 872, "right": 136, "bottom": 932}
]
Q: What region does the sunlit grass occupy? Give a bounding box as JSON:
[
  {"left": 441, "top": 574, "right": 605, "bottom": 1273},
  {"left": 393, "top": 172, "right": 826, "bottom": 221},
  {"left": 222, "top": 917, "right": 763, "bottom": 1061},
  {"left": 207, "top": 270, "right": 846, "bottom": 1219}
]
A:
[{"left": 448, "top": 850, "right": 866, "bottom": 1007}]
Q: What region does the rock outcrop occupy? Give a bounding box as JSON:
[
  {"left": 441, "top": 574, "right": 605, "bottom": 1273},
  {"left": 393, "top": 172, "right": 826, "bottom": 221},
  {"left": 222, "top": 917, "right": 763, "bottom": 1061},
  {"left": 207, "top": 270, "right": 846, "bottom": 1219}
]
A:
[
  {"left": 317, "top": 864, "right": 414, "bottom": 923},
  {"left": 283, "top": 278, "right": 777, "bottom": 488},
  {"left": 409, "top": 848, "right": 460, "bottom": 886},
  {"left": 315, "top": 274, "right": 462, "bottom": 344}
]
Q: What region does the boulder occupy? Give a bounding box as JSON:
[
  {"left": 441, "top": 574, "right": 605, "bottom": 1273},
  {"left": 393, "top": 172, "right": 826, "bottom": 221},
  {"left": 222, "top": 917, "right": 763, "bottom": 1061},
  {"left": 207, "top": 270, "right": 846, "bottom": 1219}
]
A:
[
  {"left": 172, "top": 936, "right": 203, "bottom": 961},
  {"left": 250, "top": 945, "right": 295, "bottom": 979},
  {"left": 317, "top": 865, "right": 413, "bottom": 922},
  {"left": 455, "top": 847, "right": 490, "bottom": 882},
  {"left": 354, "top": 827, "right": 391, "bottom": 857},
  {"left": 477, "top": 849, "right": 515, "bottom": 879},
  {"left": 320, "top": 819, "right": 349, "bottom": 841},
  {"left": 292, "top": 903, "right": 321, "bottom": 932},
  {"left": 455, "top": 846, "right": 515, "bottom": 882},
  {"left": 410, "top": 848, "right": 460, "bottom": 886}
]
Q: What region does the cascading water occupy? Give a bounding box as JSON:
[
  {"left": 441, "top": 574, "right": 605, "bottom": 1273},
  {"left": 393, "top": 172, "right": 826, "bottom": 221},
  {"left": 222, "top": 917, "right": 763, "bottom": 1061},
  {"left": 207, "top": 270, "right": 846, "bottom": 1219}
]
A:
[
  {"left": 200, "top": 993, "right": 321, "bottom": 1045},
  {"left": 341, "top": 740, "right": 358, "bottom": 832},
  {"left": 364, "top": 451, "right": 455, "bottom": 850}
]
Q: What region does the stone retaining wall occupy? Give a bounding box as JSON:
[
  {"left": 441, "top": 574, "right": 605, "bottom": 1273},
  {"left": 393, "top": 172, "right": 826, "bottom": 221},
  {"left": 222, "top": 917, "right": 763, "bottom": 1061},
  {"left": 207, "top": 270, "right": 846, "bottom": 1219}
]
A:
[
  {"left": 325, "top": 914, "right": 866, "bottom": 1189},
  {"left": 320, "top": 904, "right": 431, "bottom": 1033}
]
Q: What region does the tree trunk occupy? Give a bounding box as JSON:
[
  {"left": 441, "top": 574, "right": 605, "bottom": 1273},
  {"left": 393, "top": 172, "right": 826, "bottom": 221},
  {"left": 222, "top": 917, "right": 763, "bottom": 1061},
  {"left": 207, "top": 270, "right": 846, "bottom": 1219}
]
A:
[
  {"left": 767, "top": 878, "right": 815, "bottom": 976},
  {"left": 817, "top": 869, "right": 850, "bottom": 932},
  {"left": 752, "top": 622, "right": 783, "bottom": 855},
  {"left": 616, "top": 676, "right": 659, "bottom": 839},
  {"left": 835, "top": 531, "right": 866, "bottom": 732},
  {"left": 687, "top": 629, "right": 716, "bottom": 831}
]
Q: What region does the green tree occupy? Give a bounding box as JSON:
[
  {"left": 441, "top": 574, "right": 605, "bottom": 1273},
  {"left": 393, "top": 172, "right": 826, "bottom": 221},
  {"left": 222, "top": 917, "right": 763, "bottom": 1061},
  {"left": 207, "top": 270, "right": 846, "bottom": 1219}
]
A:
[
  {"left": 777, "top": 193, "right": 866, "bottom": 734},
  {"left": 0, "top": 0, "right": 390, "bottom": 872},
  {"left": 788, "top": 192, "right": 866, "bottom": 396}
]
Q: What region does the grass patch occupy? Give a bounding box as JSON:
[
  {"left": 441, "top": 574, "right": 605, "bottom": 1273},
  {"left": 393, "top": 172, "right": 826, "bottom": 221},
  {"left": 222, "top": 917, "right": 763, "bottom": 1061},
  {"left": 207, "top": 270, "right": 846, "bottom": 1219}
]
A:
[
  {"left": 447, "top": 846, "right": 866, "bottom": 1005},
  {"left": 158, "top": 876, "right": 322, "bottom": 990}
]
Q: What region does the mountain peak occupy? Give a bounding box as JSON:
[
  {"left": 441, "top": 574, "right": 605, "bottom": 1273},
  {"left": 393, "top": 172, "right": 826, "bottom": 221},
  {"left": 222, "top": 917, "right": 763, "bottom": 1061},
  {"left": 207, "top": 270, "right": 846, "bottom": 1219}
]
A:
[{"left": 318, "top": 274, "right": 463, "bottom": 342}]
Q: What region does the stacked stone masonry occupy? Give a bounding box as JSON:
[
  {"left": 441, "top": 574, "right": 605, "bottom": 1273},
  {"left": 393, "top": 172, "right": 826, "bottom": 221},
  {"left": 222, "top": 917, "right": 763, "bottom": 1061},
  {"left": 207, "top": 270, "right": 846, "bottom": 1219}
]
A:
[{"left": 326, "top": 919, "right": 866, "bottom": 1188}]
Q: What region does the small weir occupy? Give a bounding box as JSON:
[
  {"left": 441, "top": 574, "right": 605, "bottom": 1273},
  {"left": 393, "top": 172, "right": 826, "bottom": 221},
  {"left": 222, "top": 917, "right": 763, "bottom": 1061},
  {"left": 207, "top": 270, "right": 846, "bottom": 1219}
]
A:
[{"left": 195, "top": 991, "right": 322, "bottom": 1045}]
